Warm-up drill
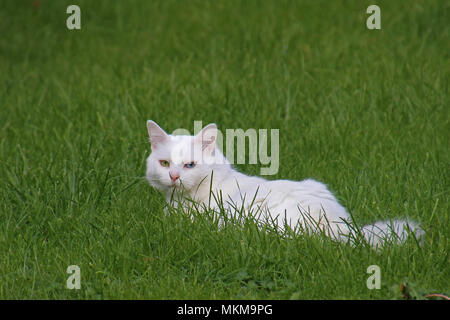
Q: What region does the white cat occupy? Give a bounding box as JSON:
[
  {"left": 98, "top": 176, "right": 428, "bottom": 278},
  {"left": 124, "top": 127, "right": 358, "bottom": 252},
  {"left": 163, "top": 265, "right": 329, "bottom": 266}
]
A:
[{"left": 145, "top": 120, "right": 424, "bottom": 248}]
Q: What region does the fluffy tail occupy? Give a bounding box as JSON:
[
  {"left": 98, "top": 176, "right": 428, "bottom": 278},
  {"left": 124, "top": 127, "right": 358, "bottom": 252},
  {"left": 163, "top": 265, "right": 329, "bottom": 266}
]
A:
[{"left": 358, "top": 219, "right": 425, "bottom": 248}]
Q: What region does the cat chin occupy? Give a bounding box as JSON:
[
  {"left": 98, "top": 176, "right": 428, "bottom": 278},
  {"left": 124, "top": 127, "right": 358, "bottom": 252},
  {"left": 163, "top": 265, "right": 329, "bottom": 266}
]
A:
[{"left": 157, "top": 180, "right": 190, "bottom": 191}]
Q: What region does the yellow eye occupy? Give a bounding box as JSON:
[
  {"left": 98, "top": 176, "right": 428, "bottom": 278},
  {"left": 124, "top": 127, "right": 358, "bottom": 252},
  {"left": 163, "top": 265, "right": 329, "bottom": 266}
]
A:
[{"left": 159, "top": 160, "right": 170, "bottom": 167}]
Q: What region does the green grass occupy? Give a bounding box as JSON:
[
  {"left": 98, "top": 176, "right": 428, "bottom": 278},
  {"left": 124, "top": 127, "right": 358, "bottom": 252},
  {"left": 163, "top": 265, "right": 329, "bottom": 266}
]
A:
[{"left": 0, "top": 0, "right": 448, "bottom": 299}]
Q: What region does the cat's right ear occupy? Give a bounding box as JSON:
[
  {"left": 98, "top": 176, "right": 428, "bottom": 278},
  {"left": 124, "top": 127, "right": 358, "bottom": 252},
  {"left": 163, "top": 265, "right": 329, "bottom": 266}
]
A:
[{"left": 147, "top": 120, "right": 168, "bottom": 149}]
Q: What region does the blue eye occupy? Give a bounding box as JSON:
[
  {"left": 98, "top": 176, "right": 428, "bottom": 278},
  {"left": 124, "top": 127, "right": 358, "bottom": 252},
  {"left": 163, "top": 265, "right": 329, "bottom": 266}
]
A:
[{"left": 184, "top": 162, "right": 196, "bottom": 168}]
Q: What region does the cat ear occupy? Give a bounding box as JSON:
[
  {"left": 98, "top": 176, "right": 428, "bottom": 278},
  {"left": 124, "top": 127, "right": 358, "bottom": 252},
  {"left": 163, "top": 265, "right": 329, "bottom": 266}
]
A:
[
  {"left": 194, "top": 123, "right": 217, "bottom": 154},
  {"left": 147, "top": 120, "right": 168, "bottom": 149}
]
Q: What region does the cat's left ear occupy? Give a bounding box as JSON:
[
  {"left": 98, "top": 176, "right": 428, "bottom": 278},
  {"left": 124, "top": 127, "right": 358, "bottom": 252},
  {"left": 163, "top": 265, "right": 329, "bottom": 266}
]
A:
[
  {"left": 194, "top": 123, "right": 217, "bottom": 154},
  {"left": 147, "top": 120, "right": 169, "bottom": 149}
]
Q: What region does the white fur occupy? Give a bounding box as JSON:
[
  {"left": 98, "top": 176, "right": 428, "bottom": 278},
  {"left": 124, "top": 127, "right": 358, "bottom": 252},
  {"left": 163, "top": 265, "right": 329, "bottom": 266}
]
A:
[{"left": 145, "top": 121, "right": 424, "bottom": 248}]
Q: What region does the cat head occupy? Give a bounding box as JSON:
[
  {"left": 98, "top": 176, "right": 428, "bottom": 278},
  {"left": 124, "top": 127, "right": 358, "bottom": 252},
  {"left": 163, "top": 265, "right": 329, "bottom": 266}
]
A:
[{"left": 145, "top": 120, "right": 229, "bottom": 193}]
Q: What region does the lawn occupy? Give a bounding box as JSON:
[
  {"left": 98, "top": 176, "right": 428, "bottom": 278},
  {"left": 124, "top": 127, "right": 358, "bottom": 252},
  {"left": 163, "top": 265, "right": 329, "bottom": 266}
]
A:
[{"left": 0, "top": 0, "right": 448, "bottom": 299}]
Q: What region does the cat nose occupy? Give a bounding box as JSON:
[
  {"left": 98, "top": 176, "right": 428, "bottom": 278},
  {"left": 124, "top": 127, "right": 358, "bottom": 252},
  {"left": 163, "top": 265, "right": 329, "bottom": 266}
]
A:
[{"left": 169, "top": 171, "right": 180, "bottom": 182}]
